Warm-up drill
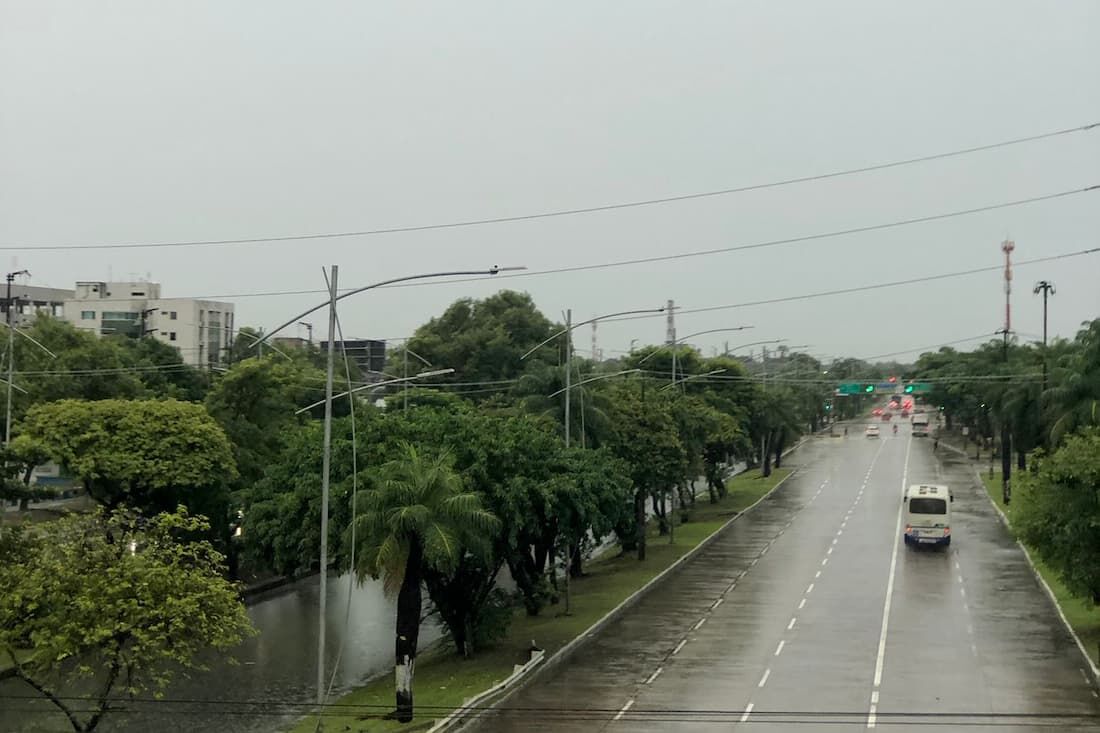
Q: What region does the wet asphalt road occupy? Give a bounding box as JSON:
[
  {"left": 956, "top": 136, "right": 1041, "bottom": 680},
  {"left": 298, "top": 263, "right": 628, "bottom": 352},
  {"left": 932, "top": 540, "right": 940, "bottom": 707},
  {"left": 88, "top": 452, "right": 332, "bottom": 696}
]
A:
[{"left": 467, "top": 426, "right": 1100, "bottom": 732}]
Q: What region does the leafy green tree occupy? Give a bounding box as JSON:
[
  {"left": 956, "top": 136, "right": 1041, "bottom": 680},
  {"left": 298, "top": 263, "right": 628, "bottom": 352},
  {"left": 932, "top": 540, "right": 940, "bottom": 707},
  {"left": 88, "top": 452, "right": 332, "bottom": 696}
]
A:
[
  {"left": 17, "top": 399, "right": 237, "bottom": 546},
  {"left": 1045, "top": 320, "right": 1100, "bottom": 444},
  {"left": 350, "top": 443, "right": 497, "bottom": 723},
  {"left": 400, "top": 290, "right": 559, "bottom": 392},
  {"left": 604, "top": 382, "right": 685, "bottom": 560},
  {"left": 1013, "top": 430, "right": 1100, "bottom": 603},
  {"left": 0, "top": 437, "right": 54, "bottom": 510},
  {"left": 121, "top": 335, "right": 209, "bottom": 401},
  {"left": 0, "top": 507, "right": 253, "bottom": 733},
  {"left": 205, "top": 355, "right": 324, "bottom": 490}
]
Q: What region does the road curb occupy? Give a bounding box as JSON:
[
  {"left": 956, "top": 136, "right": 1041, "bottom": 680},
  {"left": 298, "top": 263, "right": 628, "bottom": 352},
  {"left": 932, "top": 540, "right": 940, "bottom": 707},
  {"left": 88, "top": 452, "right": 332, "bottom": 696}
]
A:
[
  {"left": 445, "top": 446, "right": 809, "bottom": 731},
  {"left": 970, "top": 466, "right": 1100, "bottom": 684}
]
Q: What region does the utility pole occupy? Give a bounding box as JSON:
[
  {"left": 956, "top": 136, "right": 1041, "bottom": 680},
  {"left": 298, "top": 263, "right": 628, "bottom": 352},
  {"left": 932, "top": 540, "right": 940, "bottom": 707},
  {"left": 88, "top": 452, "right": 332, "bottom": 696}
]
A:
[
  {"left": 298, "top": 321, "right": 314, "bottom": 346},
  {"left": 1000, "top": 239, "right": 1014, "bottom": 505},
  {"left": 316, "top": 265, "right": 338, "bottom": 706},
  {"left": 1033, "top": 281, "right": 1055, "bottom": 389},
  {"left": 760, "top": 346, "right": 768, "bottom": 473},
  {"left": 5, "top": 269, "right": 29, "bottom": 448},
  {"left": 591, "top": 320, "right": 598, "bottom": 361},
  {"left": 564, "top": 309, "right": 571, "bottom": 450}
]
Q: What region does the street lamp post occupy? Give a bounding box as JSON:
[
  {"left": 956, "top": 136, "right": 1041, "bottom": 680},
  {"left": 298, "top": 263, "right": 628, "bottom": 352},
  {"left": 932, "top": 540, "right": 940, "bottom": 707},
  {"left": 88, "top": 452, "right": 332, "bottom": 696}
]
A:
[
  {"left": 521, "top": 306, "right": 667, "bottom": 447},
  {"left": 256, "top": 264, "right": 519, "bottom": 707}
]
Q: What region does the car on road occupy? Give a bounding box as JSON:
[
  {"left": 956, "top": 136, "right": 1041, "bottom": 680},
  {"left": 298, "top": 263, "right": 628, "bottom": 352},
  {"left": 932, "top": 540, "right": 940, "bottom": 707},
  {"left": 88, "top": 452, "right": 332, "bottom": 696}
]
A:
[
  {"left": 903, "top": 484, "right": 952, "bottom": 548},
  {"left": 911, "top": 414, "right": 930, "bottom": 437},
  {"left": 865, "top": 425, "right": 880, "bottom": 438}
]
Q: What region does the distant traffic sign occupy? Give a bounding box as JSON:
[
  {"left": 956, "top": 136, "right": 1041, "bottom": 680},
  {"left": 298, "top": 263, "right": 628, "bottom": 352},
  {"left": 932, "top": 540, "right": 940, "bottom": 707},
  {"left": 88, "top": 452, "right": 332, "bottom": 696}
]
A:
[{"left": 904, "top": 382, "right": 932, "bottom": 394}]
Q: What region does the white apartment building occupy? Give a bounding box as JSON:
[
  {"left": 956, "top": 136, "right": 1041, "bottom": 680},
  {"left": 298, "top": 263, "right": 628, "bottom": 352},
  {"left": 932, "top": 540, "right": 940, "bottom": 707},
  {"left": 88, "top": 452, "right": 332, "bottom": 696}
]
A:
[{"left": 63, "top": 281, "right": 235, "bottom": 367}]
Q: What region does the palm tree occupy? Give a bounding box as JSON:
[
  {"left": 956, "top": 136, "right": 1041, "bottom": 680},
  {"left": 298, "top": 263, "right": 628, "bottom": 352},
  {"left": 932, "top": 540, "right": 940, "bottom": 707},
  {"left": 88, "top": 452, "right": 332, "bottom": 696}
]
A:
[
  {"left": 351, "top": 443, "right": 498, "bottom": 723},
  {"left": 1044, "top": 321, "right": 1100, "bottom": 445}
]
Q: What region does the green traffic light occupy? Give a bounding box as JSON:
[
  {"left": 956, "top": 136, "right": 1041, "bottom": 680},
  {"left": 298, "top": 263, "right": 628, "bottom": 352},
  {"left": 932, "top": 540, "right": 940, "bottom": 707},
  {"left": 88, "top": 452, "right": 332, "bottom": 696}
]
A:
[
  {"left": 904, "top": 384, "right": 914, "bottom": 394},
  {"left": 864, "top": 384, "right": 875, "bottom": 393}
]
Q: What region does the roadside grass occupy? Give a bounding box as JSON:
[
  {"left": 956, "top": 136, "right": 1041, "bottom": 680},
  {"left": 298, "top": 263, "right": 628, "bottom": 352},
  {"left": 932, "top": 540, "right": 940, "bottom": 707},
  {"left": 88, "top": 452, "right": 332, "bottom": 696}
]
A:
[
  {"left": 289, "top": 468, "right": 792, "bottom": 733},
  {"left": 978, "top": 472, "right": 1100, "bottom": 667}
]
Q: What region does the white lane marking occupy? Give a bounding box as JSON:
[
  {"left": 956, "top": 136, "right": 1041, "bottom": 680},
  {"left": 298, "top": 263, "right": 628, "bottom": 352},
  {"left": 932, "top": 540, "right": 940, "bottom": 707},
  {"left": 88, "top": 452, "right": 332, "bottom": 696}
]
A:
[
  {"left": 962, "top": 601, "right": 969, "bottom": 611},
  {"left": 815, "top": 570, "right": 822, "bottom": 579},
  {"left": 960, "top": 587, "right": 966, "bottom": 598},
  {"left": 1081, "top": 668, "right": 1092, "bottom": 686},
  {"left": 970, "top": 643, "right": 978, "bottom": 656},
  {"left": 758, "top": 668, "right": 771, "bottom": 687},
  {"left": 645, "top": 666, "right": 663, "bottom": 684},
  {"left": 711, "top": 597, "right": 724, "bottom": 610},
  {"left": 788, "top": 617, "right": 797, "bottom": 630},
  {"left": 798, "top": 598, "right": 807, "bottom": 610},
  {"left": 868, "top": 704, "right": 877, "bottom": 729},
  {"left": 841, "top": 522, "right": 847, "bottom": 529},
  {"left": 822, "top": 557, "right": 829, "bottom": 566},
  {"left": 955, "top": 560, "right": 960, "bottom": 569},
  {"left": 672, "top": 639, "right": 687, "bottom": 655},
  {"left": 832, "top": 538, "right": 839, "bottom": 545},
  {"left": 613, "top": 699, "right": 634, "bottom": 721},
  {"left": 807, "top": 583, "right": 815, "bottom": 594},
  {"left": 760, "top": 544, "right": 769, "bottom": 556},
  {"left": 727, "top": 582, "right": 737, "bottom": 593},
  {"left": 750, "top": 558, "right": 758, "bottom": 566},
  {"left": 775, "top": 640, "right": 786, "bottom": 656},
  {"left": 873, "top": 436, "right": 909, "bottom": 689},
  {"left": 693, "top": 618, "right": 707, "bottom": 631},
  {"left": 827, "top": 547, "right": 834, "bottom": 555},
  {"left": 966, "top": 624, "right": 974, "bottom": 635},
  {"left": 957, "top": 575, "right": 964, "bottom": 584},
  {"left": 740, "top": 703, "right": 754, "bottom": 723}
]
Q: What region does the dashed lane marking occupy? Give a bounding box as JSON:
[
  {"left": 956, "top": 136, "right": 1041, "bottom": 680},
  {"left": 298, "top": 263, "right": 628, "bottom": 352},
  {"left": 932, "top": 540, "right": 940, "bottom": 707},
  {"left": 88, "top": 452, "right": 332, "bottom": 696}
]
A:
[
  {"left": 806, "top": 583, "right": 815, "bottom": 594},
  {"left": 815, "top": 570, "right": 822, "bottom": 579},
  {"left": 613, "top": 699, "right": 634, "bottom": 722},
  {"left": 693, "top": 618, "right": 707, "bottom": 631},
  {"left": 758, "top": 669, "right": 771, "bottom": 687},
  {"left": 775, "top": 640, "right": 785, "bottom": 656},
  {"left": 740, "top": 703, "right": 754, "bottom": 723},
  {"left": 798, "top": 598, "right": 807, "bottom": 610},
  {"left": 672, "top": 639, "right": 687, "bottom": 655},
  {"left": 822, "top": 557, "right": 829, "bottom": 566},
  {"left": 787, "top": 617, "right": 797, "bottom": 630},
  {"left": 711, "top": 598, "right": 724, "bottom": 610},
  {"left": 727, "top": 582, "right": 737, "bottom": 593},
  {"left": 827, "top": 547, "right": 834, "bottom": 555},
  {"left": 645, "top": 666, "right": 663, "bottom": 684}
]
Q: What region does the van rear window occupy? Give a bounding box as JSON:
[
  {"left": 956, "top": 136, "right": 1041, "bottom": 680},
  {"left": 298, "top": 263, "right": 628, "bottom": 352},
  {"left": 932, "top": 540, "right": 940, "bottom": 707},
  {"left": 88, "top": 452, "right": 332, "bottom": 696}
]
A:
[{"left": 909, "top": 498, "right": 947, "bottom": 514}]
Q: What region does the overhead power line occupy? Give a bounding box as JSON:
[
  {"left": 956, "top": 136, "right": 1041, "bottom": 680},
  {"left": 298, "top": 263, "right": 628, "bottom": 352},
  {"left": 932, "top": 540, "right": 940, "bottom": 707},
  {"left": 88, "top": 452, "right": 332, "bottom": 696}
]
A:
[
  {"left": 4, "top": 123, "right": 1096, "bottom": 252},
  {"left": 197, "top": 188, "right": 1099, "bottom": 302}
]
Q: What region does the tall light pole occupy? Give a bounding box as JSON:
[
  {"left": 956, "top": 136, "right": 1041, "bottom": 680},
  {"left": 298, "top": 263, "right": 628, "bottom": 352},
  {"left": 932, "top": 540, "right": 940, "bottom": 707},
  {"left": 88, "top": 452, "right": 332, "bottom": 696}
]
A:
[
  {"left": 636, "top": 326, "right": 753, "bottom": 389},
  {"left": 521, "top": 306, "right": 667, "bottom": 447},
  {"left": 1033, "top": 280, "right": 1055, "bottom": 389},
  {"left": 255, "top": 264, "right": 520, "bottom": 707},
  {"left": 5, "top": 270, "right": 29, "bottom": 447}
]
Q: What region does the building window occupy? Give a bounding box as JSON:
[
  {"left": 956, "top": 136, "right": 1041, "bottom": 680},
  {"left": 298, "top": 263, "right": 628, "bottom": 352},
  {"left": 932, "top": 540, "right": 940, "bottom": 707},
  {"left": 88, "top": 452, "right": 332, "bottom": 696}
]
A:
[
  {"left": 170, "top": 311, "right": 177, "bottom": 320},
  {"left": 81, "top": 311, "right": 96, "bottom": 320},
  {"left": 131, "top": 291, "right": 144, "bottom": 297},
  {"left": 102, "top": 311, "right": 139, "bottom": 321},
  {"left": 169, "top": 332, "right": 177, "bottom": 342}
]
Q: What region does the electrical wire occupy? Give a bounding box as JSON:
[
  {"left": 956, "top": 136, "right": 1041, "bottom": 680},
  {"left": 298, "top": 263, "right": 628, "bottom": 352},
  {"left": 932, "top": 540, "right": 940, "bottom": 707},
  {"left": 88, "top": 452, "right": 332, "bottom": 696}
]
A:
[{"left": 5, "top": 122, "right": 1095, "bottom": 251}]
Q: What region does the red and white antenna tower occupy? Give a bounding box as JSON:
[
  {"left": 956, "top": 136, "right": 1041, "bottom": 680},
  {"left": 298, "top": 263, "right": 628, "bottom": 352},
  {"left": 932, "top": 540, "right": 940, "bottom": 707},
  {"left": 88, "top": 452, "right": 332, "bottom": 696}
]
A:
[{"left": 1001, "top": 238, "right": 1015, "bottom": 334}]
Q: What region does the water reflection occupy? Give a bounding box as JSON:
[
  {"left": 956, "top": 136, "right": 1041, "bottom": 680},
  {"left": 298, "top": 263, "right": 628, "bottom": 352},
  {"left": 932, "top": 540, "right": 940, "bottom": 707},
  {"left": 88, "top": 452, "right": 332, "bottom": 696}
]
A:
[{"left": 0, "top": 572, "right": 442, "bottom": 733}]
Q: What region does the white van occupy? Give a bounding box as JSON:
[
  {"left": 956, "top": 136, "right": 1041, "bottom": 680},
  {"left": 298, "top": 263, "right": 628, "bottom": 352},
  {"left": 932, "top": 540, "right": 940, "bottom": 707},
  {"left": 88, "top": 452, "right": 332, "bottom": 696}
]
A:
[
  {"left": 903, "top": 484, "right": 952, "bottom": 547},
  {"left": 911, "top": 414, "right": 930, "bottom": 437}
]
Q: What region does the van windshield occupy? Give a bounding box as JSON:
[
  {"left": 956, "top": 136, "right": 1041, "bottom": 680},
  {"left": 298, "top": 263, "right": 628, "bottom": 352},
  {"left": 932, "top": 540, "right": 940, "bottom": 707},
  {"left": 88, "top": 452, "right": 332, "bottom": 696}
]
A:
[{"left": 910, "top": 498, "right": 947, "bottom": 515}]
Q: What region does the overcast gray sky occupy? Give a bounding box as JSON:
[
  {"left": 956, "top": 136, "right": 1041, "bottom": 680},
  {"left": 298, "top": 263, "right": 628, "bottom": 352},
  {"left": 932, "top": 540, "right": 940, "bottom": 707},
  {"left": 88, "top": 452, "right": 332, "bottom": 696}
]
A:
[{"left": 1, "top": 1, "right": 1097, "bottom": 363}]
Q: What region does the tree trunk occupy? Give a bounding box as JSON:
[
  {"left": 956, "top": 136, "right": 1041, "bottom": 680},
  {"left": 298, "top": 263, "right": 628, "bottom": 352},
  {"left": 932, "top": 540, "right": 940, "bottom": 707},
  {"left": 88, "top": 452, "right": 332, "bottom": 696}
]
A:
[
  {"left": 774, "top": 428, "right": 786, "bottom": 469},
  {"left": 1017, "top": 447, "right": 1026, "bottom": 471},
  {"left": 569, "top": 544, "right": 583, "bottom": 578},
  {"left": 634, "top": 489, "right": 647, "bottom": 561},
  {"left": 655, "top": 491, "right": 668, "bottom": 536},
  {"left": 762, "top": 433, "right": 773, "bottom": 478},
  {"left": 394, "top": 540, "right": 424, "bottom": 723}
]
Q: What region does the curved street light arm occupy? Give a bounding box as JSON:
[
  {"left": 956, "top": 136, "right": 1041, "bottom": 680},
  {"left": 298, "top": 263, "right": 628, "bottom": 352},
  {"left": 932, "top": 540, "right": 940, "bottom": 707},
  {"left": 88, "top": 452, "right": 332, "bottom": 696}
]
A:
[
  {"left": 0, "top": 323, "right": 58, "bottom": 358},
  {"left": 661, "top": 368, "right": 728, "bottom": 391},
  {"left": 636, "top": 326, "right": 754, "bottom": 365},
  {"left": 546, "top": 368, "right": 640, "bottom": 399},
  {"left": 723, "top": 338, "right": 787, "bottom": 355},
  {"left": 256, "top": 266, "right": 524, "bottom": 348},
  {"left": 520, "top": 307, "right": 665, "bottom": 361},
  {"left": 295, "top": 368, "right": 455, "bottom": 414}
]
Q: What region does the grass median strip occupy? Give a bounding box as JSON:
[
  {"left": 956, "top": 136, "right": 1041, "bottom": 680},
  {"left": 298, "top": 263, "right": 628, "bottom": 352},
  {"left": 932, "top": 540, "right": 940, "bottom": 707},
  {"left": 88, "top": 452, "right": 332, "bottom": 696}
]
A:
[
  {"left": 289, "top": 468, "right": 792, "bottom": 733},
  {"left": 979, "top": 472, "right": 1100, "bottom": 667}
]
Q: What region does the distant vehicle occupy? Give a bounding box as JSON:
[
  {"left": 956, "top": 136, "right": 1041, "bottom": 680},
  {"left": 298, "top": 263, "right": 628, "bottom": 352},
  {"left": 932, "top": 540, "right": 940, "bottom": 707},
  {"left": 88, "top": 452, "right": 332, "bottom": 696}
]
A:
[
  {"left": 901, "top": 409, "right": 910, "bottom": 418},
  {"left": 872, "top": 407, "right": 884, "bottom": 416},
  {"left": 911, "top": 414, "right": 930, "bottom": 437},
  {"left": 865, "top": 425, "right": 880, "bottom": 438},
  {"left": 881, "top": 413, "right": 892, "bottom": 421},
  {"left": 903, "top": 484, "right": 952, "bottom": 548}
]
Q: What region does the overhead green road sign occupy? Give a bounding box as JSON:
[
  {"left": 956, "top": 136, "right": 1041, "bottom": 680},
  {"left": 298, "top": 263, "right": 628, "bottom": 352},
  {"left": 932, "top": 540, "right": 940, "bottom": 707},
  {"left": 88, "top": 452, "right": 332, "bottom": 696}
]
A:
[
  {"left": 904, "top": 382, "right": 932, "bottom": 393},
  {"left": 837, "top": 383, "right": 878, "bottom": 394}
]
